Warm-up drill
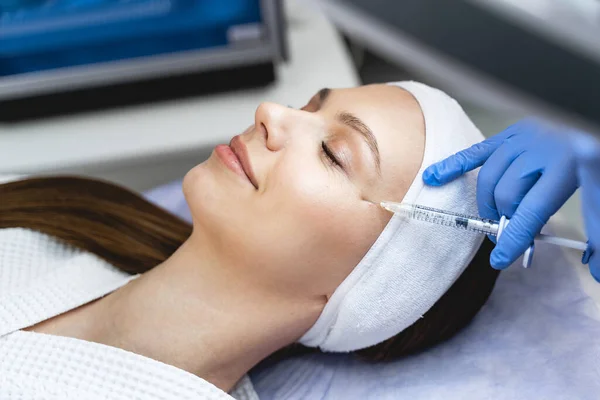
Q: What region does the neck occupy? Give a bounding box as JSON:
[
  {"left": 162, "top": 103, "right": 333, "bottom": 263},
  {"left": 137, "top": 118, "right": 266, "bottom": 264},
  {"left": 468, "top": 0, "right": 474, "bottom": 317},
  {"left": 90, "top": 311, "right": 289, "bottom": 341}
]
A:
[{"left": 90, "top": 236, "right": 323, "bottom": 392}]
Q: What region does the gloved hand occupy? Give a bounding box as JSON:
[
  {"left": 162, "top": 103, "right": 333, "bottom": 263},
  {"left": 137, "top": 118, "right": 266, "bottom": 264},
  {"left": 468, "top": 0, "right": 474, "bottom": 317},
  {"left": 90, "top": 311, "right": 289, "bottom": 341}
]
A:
[
  {"left": 572, "top": 133, "right": 600, "bottom": 281},
  {"left": 422, "top": 119, "right": 579, "bottom": 269}
]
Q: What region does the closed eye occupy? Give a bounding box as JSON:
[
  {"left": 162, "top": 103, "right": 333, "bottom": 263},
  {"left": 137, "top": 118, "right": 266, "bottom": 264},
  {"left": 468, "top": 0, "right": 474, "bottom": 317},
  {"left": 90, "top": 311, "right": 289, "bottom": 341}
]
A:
[{"left": 322, "top": 141, "right": 342, "bottom": 168}]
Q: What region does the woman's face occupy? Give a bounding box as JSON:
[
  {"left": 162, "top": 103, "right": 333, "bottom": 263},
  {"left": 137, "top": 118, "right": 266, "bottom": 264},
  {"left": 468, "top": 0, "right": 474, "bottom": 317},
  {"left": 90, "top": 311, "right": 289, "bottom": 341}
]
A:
[{"left": 183, "top": 84, "right": 424, "bottom": 299}]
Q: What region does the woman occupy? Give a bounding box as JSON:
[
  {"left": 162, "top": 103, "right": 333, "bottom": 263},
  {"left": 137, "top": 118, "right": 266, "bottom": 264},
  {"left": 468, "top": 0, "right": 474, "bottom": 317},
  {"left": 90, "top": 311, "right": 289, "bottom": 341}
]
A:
[{"left": 0, "top": 82, "right": 499, "bottom": 399}]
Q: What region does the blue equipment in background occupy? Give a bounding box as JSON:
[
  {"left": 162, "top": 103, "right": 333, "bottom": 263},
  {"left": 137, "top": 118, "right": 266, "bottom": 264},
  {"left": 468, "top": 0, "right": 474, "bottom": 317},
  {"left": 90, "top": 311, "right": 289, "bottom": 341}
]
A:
[{"left": 0, "top": 0, "right": 287, "bottom": 120}]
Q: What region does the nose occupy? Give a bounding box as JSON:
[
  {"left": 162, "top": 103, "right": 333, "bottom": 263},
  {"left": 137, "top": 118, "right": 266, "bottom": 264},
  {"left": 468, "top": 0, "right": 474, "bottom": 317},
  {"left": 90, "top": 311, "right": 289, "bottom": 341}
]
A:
[{"left": 254, "top": 102, "right": 297, "bottom": 152}]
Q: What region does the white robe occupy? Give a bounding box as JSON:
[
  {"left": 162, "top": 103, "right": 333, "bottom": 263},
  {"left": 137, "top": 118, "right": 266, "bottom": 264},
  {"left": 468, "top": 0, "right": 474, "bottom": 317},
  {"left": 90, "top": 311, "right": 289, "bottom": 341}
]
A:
[{"left": 0, "top": 227, "right": 259, "bottom": 400}]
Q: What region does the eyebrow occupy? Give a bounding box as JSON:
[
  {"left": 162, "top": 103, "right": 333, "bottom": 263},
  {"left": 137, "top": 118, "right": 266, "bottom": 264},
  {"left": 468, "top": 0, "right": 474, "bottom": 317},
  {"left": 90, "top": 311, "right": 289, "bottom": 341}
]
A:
[
  {"left": 318, "top": 88, "right": 331, "bottom": 103},
  {"left": 337, "top": 111, "right": 382, "bottom": 174},
  {"left": 315, "top": 88, "right": 381, "bottom": 175}
]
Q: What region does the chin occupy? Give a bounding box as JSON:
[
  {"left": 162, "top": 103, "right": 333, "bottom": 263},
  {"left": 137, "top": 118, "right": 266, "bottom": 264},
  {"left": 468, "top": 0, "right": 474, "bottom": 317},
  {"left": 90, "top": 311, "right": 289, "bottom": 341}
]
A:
[
  {"left": 183, "top": 162, "right": 221, "bottom": 220},
  {"left": 184, "top": 158, "right": 242, "bottom": 228},
  {"left": 182, "top": 163, "right": 204, "bottom": 200}
]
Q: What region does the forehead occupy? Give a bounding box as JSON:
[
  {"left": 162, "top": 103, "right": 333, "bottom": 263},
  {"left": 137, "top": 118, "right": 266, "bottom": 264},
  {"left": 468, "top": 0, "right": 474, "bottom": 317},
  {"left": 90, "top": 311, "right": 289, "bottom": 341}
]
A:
[{"left": 318, "top": 84, "right": 425, "bottom": 201}]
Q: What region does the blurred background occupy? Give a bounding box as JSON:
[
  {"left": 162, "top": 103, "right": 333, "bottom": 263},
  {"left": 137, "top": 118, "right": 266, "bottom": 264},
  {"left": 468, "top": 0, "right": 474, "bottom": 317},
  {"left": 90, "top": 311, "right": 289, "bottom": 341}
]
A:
[{"left": 3, "top": 0, "right": 599, "bottom": 238}]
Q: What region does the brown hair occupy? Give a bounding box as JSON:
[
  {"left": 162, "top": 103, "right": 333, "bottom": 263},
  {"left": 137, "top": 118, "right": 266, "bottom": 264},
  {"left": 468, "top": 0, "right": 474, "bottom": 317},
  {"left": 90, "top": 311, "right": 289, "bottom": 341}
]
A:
[{"left": 0, "top": 176, "right": 499, "bottom": 362}]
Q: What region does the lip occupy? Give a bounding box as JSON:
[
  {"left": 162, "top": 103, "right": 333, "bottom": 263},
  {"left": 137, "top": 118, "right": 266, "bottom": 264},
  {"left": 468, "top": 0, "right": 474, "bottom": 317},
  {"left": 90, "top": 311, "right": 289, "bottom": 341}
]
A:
[{"left": 225, "top": 135, "right": 258, "bottom": 189}]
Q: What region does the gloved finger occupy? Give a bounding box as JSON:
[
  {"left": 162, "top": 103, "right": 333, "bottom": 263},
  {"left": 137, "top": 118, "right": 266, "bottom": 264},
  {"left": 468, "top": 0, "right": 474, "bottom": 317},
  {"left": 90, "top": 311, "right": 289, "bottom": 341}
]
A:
[
  {"left": 423, "top": 135, "right": 506, "bottom": 186},
  {"left": 574, "top": 135, "right": 600, "bottom": 281},
  {"left": 590, "top": 255, "right": 600, "bottom": 283},
  {"left": 490, "top": 172, "right": 577, "bottom": 269},
  {"left": 581, "top": 175, "right": 600, "bottom": 281},
  {"left": 493, "top": 155, "right": 541, "bottom": 219},
  {"left": 475, "top": 142, "right": 521, "bottom": 222}
]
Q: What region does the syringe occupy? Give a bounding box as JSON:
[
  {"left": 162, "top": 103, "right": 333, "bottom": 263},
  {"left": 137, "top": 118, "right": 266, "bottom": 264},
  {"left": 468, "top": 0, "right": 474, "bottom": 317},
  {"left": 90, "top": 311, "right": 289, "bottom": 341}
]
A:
[{"left": 380, "top": 201, "right": 588, "bottom": 253}]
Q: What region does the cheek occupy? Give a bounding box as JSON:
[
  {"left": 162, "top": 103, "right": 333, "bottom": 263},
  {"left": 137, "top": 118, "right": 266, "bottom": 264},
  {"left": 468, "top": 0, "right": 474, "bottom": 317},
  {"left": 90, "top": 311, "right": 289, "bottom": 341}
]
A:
[
  {"left": 258, "top": 162, "right": 382, "bottom": 291},
  {"left": 267, "top": 161, "right": 348, "bottom": 226},
  {"left": 305, "top": 204, "right": 384, "bottom": 289}
]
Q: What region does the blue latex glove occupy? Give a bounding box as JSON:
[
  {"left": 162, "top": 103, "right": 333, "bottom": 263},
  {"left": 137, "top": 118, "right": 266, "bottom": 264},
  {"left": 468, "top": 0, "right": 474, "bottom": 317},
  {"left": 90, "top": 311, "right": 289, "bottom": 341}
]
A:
[
  {"left": 572, "top": 133, "right": 600, "bottom": 281},
  {"left": 422, "top": 119, "right": 579, "bottom": 269}
]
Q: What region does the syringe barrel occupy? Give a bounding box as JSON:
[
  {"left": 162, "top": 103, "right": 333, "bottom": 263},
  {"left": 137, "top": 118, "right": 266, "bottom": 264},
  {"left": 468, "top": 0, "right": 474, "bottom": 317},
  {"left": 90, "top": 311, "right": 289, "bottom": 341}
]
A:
[{"left": 408, "top": 204, "right": 499, "bottom": 236}]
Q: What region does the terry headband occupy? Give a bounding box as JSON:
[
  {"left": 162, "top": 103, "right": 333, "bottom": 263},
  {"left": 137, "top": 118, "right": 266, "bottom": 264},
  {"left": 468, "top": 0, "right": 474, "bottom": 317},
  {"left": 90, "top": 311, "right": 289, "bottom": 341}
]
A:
[{"left": 299, "top": 81, "right": 486, "bottom": 352}]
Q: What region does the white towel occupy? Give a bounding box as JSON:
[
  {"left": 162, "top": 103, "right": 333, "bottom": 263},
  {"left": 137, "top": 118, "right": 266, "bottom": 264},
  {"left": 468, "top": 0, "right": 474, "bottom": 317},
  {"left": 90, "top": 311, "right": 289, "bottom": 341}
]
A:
[{"left": 299, "top": 81, "right": 485, "bottom": 352}]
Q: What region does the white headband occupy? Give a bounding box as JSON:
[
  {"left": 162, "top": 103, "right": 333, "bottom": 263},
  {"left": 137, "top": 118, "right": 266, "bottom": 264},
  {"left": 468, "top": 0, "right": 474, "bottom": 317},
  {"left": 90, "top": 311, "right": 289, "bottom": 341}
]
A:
[{"left": 299, "top": 81, "right": 485, "bottom": 352}]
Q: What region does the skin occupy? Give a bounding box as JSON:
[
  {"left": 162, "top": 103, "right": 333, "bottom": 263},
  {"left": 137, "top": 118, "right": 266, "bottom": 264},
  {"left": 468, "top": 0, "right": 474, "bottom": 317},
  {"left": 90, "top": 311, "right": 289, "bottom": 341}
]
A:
[{"left": 24, "top": 84, "right": 425, "bottom": 392}]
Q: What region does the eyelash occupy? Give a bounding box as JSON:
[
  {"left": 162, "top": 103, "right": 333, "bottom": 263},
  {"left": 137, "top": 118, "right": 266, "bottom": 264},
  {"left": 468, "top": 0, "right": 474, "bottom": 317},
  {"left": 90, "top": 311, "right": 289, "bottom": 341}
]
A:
[{"left": 322, "top": 141, "right": 342, "bottom": 168}]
